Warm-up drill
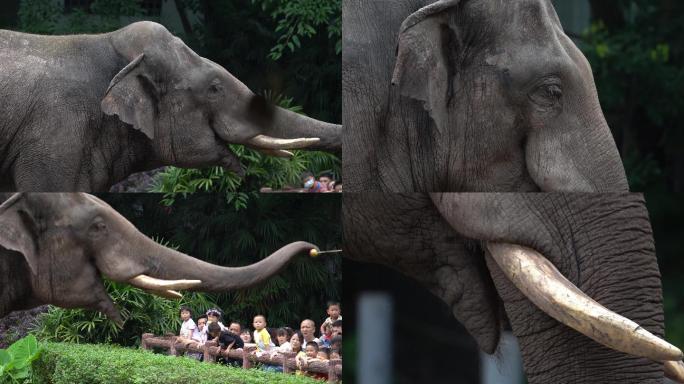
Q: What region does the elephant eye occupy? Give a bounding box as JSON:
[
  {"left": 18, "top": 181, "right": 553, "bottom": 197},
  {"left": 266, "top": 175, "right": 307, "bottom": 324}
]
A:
[
  {"left": 89, "top": 221, "right": 107, "bottom": 237},
  {"left": 207, "top": 82, "right": 223, "bottom": 99},
  {"left": 529, "top": 82, "right": 563, "bottom": 112}
]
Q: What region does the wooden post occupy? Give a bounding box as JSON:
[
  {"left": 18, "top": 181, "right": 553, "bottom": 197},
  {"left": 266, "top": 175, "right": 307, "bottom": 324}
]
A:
[
  {"left": 168, "top": 339, "right": 178, "bottom": 356},
  {"left": 243, "top": 346, "right": 256, "bottom": 369},
  {"left": 204, "top": 341, "right": 217, "bottom": 364},
  {"left": 141, "top": 333, "right": 153, "bottom": 350},
  {"left": 328, "top": 358, "right": 342, "bottom": 383},
  {"left": 281, "top": 352, "right": 296, "bottom": 374}
]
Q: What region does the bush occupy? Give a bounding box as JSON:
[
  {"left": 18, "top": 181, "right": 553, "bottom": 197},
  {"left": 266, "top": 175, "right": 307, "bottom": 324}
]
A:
[
  {"left": 34, "top": 342, "right": 318, "bottom": 384},
  {"left": 0, "top": 335, "right": 42, "bottom": 384},
  {"left": 32, "top": 280, "right": 219, "bottom": 347}
]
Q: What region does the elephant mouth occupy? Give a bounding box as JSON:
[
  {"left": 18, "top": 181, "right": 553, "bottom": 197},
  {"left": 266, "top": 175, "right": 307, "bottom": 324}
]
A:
[{"left": 485, "top": 242, "right": 684, "bottom": 381}]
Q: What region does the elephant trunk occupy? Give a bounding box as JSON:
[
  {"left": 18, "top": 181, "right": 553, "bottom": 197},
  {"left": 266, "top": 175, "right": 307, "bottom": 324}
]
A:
[
  {"left": 261, "top": 106, "right": 342, "bottom": 153},
  {"left": 119, "top": 232, "right": 317, "bottom": 292}
]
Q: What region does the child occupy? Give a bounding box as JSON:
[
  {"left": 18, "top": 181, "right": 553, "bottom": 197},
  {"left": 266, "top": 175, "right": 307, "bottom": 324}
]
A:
[
  {"left": 292, "top": 331, "right": 307, "bottom": 376},
  {"left": 304, "top": 342, "right": 319, "bottom": 359},
  {"left": 310, "top": 346, "right": 331, "bottom": 380},
  {"left": 240, "top": 329, "right": 252, "bottom": 343},
  {"left": 321, "top": 301, "right": 342, "bottom": 334},
  {"left": 319, "top": 323, "right": 333, "bottom": 348},
  {"left": 192, "top": 315, "right": 208, "bottom": 344},
  {"left": 206, "top": 308, "right": 226, "bottom": 331},
  {"left": 207, "top": 322, "right": 244, "bottom": 353},
  {"left": 330, "top": 350, "right": 341, "bottom": 360},
  {"left": 252, "top": 314, "right": 275, "bottom": 352},
  {"left": 178, "top": 306, "right": 196, "bottom": 341},
  {"left": 301, "top": 171, "right": 327, "bottom": 193},
  {"left": 317, "top": 347, "right": 330, "bottom": 361},
  {"left": 331, "top": 319, "right": 342, "bottom": 337},
  {"left": 330, "top": 335, "right": 342, "bottom": 354},
  {"left": 275, "top": 327, "right": 293, "bottom": 352}
]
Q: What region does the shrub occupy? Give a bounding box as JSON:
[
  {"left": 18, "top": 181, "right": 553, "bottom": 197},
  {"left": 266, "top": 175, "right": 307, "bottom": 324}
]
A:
[
  {"left": 0, "top": 335, "right": 42, "bottom": 384},
  {"left": 32, "top": 280, "right": 219, "bottom": 347},
  {"left": 34, "top": 342, "right": 319, "bottom": 384}
]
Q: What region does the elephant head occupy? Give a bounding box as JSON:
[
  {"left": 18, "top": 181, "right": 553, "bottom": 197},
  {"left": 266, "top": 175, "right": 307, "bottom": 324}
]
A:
[
  {"left": 343, "top": 193, "right": 684, "bottom": 383},
  {"left": 0, "top": 193, "right": 318, "bottom": 325},
  {"left": 102, "top": 21, "right": 340, "bottom": 174},
  {"left": 343, "top": 0, "right": 627, "bottom": 192}
]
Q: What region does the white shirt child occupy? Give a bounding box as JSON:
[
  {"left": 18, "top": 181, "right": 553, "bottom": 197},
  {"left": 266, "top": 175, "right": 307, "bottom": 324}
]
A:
[{"left": 180, "top": 318, "right": 197, "bottom": 339}]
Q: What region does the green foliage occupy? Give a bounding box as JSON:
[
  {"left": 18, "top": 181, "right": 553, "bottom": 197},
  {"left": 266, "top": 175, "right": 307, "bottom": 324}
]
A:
[
  {"left": 580, "top": 0, "right": 684, "bottom": 191},
  {"left": 252, "top": 0, "right": 341, "bottom": 60},
  {"left": 19, "top": 0, "right": 148, "bottom": 34},
  {"left": 32, "top": 279, "right": 219, "bottom": 347},
  {"left": 33, "top": 342, "right": 319, "bottom": 384},
  {"left": 0, "top": 335, "right": 42, "bottom": 384}
]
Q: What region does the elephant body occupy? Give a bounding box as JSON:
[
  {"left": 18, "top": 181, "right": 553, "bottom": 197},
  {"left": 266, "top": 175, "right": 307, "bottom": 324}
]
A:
[
  {"left": 344, "top": 193, "right": 671, "bottom": 383},
  {"left": 0, "top": 22, "right": 340, "bottom": 192},
  {"left": 0, "top": 193, "right": 317, "bottom": 324},
  {"left": 342, "top": 0, "right": 627, "bottom": 192}
]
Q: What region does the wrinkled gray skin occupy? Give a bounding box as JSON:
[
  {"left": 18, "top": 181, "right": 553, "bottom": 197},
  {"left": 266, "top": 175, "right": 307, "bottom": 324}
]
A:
[
  {"left": 343, "top": 0, "right": 627, "bottom": 192},
  {"left": 0, "top": 193, "right": 317, "bottom": 325},
  {"left": 0, "top": 22, "right": 341, "bottom": 192},
  {"left": 344, "top": 193, "right": 665, "bottom": 383}
]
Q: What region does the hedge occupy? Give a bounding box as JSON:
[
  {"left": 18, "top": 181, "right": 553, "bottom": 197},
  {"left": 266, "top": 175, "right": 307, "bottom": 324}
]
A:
[{"left": 33, "top": 343, "right": 319, "bottom": 384}]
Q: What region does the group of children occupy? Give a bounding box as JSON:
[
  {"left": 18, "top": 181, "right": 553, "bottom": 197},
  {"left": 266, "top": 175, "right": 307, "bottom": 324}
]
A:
[{"left": 176, "top": 301, "right": 343, "bottom": 379}]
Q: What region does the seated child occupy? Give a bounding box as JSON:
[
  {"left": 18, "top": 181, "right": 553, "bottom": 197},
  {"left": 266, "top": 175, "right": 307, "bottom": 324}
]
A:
[
  {"left": 321, "top": 301, "right": 342, "bottom": 334},
  {"left": 252, "top": 315, "right": 275, "bottom": 352}
]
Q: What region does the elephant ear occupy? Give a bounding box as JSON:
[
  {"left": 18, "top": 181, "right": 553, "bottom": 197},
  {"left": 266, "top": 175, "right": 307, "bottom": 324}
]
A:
[
  {"left": 0, "top": 194, "right": 38, "bottom": 275},
  {"left": 392, "top": 0, "right": 461, "bottom": 119},
  {"left": 101, "top": 53, "right": 158, "bottom": 139}
]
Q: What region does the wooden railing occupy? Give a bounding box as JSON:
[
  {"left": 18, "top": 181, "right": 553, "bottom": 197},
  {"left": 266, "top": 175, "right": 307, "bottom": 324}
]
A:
[{"left": 141, "top": 333, "right": 342, "bottom": 383}]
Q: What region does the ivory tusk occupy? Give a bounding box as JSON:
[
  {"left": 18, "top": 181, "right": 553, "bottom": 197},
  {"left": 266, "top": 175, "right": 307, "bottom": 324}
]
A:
[
  {"left": 143, "top": 289, "right": 183, "bottom": 300},
  {"left": 128, "top": 274, "right": 202, "bottom": 291},
  {"left": 247, "top": 135, "right": 320, "bottom": 149},
  {"left": 486, "top": 242, "right": 683, "bottom": 362},
  {"left": 665, "top": 360, "right": 684, "bottom": 383},
  {"left": 256, "top": 148, "right": 295, "bottom": 158}
]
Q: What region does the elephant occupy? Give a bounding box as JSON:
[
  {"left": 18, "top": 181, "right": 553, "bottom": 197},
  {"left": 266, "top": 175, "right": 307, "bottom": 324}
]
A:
[
  {"left": 343, "top": 193, "right": 684, "bottom": 383},
  {"left": 342, "top": 0, "right": 628, "bottom": 192},
  {"left": 0, "top": 21, "right": 341, "bottom": 192},
  {"left": 0, "top": 193, "right": 319, "bottom": 326}
]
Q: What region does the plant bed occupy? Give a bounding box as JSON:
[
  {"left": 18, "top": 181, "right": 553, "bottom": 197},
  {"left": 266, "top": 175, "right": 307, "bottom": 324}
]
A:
[{"left": 33, "top": 342, "right": 321, "bottom": 384}]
